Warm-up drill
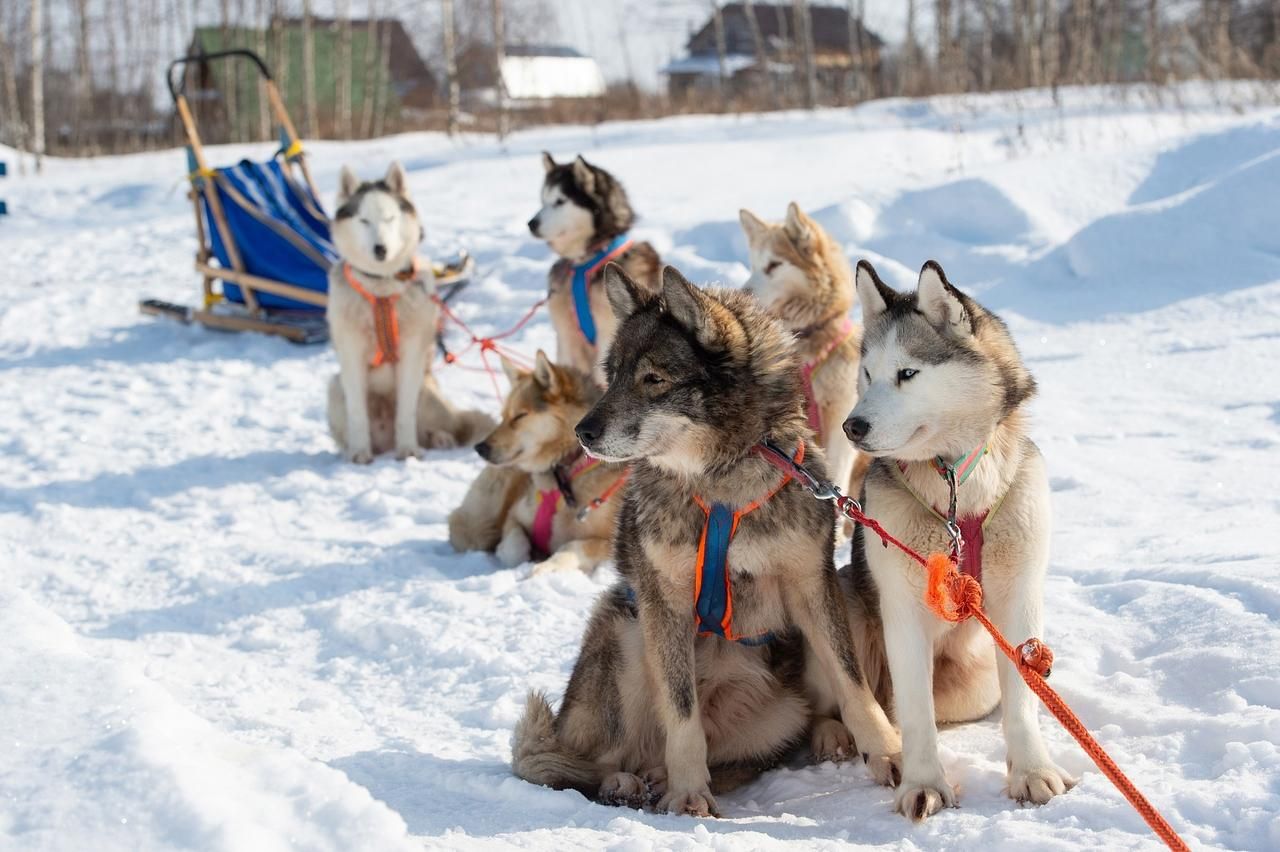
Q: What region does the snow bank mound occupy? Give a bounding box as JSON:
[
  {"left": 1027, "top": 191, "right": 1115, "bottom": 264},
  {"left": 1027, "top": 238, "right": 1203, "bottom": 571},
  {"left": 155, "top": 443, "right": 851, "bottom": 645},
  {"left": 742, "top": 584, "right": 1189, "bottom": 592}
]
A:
[{"left": 0, "top": 588, "right": 413, "bottom": 852}]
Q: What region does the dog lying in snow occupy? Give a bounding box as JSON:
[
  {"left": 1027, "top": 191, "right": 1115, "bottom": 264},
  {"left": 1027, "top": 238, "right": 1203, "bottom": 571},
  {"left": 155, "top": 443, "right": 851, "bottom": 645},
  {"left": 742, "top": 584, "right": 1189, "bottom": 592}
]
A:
[
  {"left": 528, "top": 153, "right": 660, "bottom": 385},
  {"left": 449, "top": 352, "right": 628, "bottom": 577},
  {"left": 326, "top": 162, "right": 491, "bottom": 463},
  {"left": 740, "top": 202, "right": 870, "bottom": 502}
]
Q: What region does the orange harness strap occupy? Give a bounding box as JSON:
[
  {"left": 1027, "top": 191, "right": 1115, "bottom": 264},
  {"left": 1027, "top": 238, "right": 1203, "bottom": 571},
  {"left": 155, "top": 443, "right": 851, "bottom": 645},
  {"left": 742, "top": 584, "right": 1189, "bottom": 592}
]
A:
[{"left": 343, "top": 263, "right": 410, "bottom": 367}]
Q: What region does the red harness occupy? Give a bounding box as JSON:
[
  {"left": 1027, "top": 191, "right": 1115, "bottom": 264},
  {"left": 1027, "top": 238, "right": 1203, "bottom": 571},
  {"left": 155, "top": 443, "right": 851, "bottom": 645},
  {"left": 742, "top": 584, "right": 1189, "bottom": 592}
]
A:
[
  {"left": 799, "top": 317, "right": 857, "bottom": 438},
  {"left": 342, "top": 261, "right": 419, "bottom": 368}
]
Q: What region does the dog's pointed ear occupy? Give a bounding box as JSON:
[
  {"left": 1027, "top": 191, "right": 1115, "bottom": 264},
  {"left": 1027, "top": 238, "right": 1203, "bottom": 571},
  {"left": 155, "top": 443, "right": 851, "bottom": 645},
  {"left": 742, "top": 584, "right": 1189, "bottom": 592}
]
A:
[
  {"left": 855, "top": 260, "right": 894, "bottom": 321},
  {"left": 384, "top": 161, "right": 409, "bottom": 198},
  {"left": 660, "top": 265, "right": 707, "bottom": 331},
  {"left": 500, "top": 354, "right": 528, "bottom": 385},
  {"left": 604, "top": 262, "right": 649, "bottom": 320},
  {"left": 541, "top": 151, "right": 556, "bottom": 173},
  {"left": 738, "top": 208, "right": 768, "bottom": 244},
  {"left": 783, "top": 202, "right": 815, "bottom": 251},
  {"left": 532, "top": 350, "right": 562, "bottom": 393},
  {"left": 917, "top": 260, "right": 972, "bottom": 338},
  {"left": 571, "top": 155, "right": 596, "bottom": 195},
  {"left": 338, "top": 165, "right": 360, "bottom": 202}
]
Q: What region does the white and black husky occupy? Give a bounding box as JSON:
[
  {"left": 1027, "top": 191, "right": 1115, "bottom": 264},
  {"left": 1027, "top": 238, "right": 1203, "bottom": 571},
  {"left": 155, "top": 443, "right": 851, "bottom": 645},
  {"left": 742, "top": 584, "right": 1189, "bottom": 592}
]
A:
[
  {"left": 528, "top": 153, "right": 660, "bottom": 385},
  {"left": 326, "top": 162, "right": 490, "bottom": 463},
  {"left": 837, "top": 259, "right": 1075, "bottom": 820}
]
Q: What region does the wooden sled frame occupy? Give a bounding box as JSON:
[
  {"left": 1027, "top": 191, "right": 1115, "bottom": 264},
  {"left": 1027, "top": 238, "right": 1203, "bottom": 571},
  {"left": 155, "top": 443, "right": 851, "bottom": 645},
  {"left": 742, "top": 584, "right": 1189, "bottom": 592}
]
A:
[{"left": 166, "top": 48, "right": 326, "bottom": 335}]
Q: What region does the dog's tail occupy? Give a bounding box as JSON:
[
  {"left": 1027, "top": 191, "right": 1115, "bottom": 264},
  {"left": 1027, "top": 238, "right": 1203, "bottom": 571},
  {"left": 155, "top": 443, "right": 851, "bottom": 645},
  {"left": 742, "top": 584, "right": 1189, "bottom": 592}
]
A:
[
  {"left": 452, "top": 409, "right": 495, "bottom": 447},
  {"left": 511, "top": 691, "right": 601, "bottom": 796}
]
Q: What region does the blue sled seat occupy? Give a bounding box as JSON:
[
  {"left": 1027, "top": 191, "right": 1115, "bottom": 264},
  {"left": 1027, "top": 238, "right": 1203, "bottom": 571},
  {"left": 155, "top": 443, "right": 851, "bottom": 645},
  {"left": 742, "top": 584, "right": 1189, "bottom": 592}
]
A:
[{"left": 201, "top": 158, "right": 337, "bottom": 311}]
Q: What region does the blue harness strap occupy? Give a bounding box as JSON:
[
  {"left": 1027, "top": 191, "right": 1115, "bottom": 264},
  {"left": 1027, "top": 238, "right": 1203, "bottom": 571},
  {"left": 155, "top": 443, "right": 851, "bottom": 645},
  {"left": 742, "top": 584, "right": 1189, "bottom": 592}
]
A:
[
  {"left": 695, "top": 503, "right": 736, "bottom": 639},
  {"left": 571, "top": 233, "right": 633, "bottom": 346}
]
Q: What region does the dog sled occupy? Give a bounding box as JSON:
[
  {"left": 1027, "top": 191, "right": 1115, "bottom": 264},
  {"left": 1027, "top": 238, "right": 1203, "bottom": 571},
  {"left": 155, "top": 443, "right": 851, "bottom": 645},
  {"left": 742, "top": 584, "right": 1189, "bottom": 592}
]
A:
[{"left": 140, "top": 48, "right": 474, "bottom": 343}]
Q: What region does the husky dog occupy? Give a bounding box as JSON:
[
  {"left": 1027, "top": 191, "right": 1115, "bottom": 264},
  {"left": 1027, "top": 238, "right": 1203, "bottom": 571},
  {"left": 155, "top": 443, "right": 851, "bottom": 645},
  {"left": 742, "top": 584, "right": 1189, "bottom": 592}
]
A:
[
  {"left": 326, "top": 162, "right": 491, "bottom": 462},
  {"left": 511, "top": 265, "right": 901, "bottom": 816},
  {"left": 739, "top": 203, "right": 869, "bottom": 497},
  {"left": 454, "top": 351, "right": 629, "bottom": 576},
  {"left": 529, "top": 153, "right": 660, "bottom": 385},
  {"left": 841, "top": 259, "right": 1074, "bottom": 819}
]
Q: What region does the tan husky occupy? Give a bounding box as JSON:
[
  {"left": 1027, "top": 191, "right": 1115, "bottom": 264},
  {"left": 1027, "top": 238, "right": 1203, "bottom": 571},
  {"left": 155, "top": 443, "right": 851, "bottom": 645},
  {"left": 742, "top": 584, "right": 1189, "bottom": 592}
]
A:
[
  {"left": 739, "top": 203, "right": 869, "bottom": 497},
  {"left": 451, "top": 352, "right": 628, "bottom": 577},
  {"left": 326, "top": 162, "right": 491, "bottom": 462}
]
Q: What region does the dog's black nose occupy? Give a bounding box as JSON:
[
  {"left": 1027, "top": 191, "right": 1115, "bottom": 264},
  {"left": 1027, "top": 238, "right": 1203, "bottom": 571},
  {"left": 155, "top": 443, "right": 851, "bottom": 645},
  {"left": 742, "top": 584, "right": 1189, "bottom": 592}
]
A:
[
  {"left": 474, "top": 441, "right": 492, "bottom": 461},
  {"left": 843, "top": 416, "right": 871, "bottom": 443},
  {"left": 373, "top": 244, "right": 387, "bottom": 261},
  {"left": 527, "top": 217, "right": 540, "bottom": 235},
  {"left": 575, "top": 416, "right": 602, "bottom": 447}
]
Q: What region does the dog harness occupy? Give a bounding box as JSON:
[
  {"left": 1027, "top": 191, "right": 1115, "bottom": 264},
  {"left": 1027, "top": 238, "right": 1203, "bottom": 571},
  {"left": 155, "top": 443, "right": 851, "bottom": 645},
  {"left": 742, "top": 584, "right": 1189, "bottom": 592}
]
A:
[
  {"left": 799, "top": 317, "right": 858, "bottom": 437},
  {"left": 342, "top": 260, "right": 419, "bottom": 368},
  {"left": 893, "top": 445, "right": 1003, "bottom": 581},
  {"left": 692, "top": 440, "right": 805, "bottom": 645},
  {"left": 529, "top": 452, "right": 602, "bottom": 559},
  {"left": 568, "top": 233, "right": 634, "bottom": 347}
]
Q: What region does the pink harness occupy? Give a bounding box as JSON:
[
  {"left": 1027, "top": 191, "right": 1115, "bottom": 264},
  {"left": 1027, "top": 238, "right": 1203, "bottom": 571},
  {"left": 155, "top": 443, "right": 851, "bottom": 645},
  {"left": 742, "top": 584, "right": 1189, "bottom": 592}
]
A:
[
  {"left": 800, "top": 317, "right": 857, "bottom": 437},
  {"left": 530, "top": 454, "right": 600, "bottom": 558}
]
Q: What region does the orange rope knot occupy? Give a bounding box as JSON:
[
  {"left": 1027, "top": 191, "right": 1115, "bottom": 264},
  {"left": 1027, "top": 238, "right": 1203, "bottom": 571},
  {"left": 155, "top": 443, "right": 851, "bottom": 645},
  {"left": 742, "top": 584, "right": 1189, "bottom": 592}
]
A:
[
  {"left": 924, "top": 552, "right": 983, "bottom": 622},
  {"left": 1017, "top": 638, "right": 1054, "bottom": 678},
  {"left": 479, "top": 338, "right": 497, "bottom": 352}
]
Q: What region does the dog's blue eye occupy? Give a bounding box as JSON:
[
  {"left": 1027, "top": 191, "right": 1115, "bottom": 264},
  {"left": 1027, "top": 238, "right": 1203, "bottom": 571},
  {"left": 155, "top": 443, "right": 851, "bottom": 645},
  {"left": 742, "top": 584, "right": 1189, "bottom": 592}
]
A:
[{"left": 898, "top": 369, "right": 919, "bottom": 382}]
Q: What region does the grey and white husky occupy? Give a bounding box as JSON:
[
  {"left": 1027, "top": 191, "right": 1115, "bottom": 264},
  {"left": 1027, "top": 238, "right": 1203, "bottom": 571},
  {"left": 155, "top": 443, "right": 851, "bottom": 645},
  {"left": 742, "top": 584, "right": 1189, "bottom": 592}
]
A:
[
  {"left": 326, "top": 162, "right": 490, "bottom": 463},
  {"left": 510, "top": 264, "right": 900, "bottom": 817},
  {"left": 839, "top": 259, "right": 1074, "bottom": 819}
]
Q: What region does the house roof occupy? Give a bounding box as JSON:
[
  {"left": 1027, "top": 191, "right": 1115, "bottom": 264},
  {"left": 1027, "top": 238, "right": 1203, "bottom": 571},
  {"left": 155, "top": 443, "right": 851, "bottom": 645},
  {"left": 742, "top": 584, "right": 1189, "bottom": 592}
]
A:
[{"left": 686, "top": 3, "right": 884, "bottom": 56}]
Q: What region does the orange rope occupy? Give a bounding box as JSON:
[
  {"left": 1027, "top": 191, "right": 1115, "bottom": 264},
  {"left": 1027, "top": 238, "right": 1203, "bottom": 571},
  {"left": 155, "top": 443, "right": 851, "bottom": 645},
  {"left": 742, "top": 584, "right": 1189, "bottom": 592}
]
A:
[
  {"left": 432, "top": 294, "right": 546, "bottom": 402},
  {"left": 923, "top": 562, "right": 1187, "bottom": 851},
  {"left": 752, "top": 445, "right": 1188, "bottom": 851}
]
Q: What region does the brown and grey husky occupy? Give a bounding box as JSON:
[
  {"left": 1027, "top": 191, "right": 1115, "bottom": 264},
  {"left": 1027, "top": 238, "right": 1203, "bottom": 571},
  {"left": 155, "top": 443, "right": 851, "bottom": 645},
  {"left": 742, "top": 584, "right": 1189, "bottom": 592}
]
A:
[
  {"left": 510, "top": 264, "right": 901, "bottom": 816},
  {"left": 839, "top": 260, "right": 1074, "bottom": 820},
  {"left": 448, "top": 352, "right": 628, "bottom": 577}
]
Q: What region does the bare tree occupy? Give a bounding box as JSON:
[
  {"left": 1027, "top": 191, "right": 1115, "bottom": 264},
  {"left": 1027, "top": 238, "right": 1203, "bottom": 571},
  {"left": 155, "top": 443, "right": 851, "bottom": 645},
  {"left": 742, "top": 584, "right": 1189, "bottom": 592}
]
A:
[
  {"left": 359, "top": 0, "right": 379, "bottom": 137},
  {"left": 0, "top": 27, "right": 24, "bottom": 160},
  {"left": 711, "top": 0, "right": 730, "bottom": 109},
  {"left": 1070, "top": 0, "right": 1093, "bottom": 84},
  {"left": 492, "top": 0, "right": 509, "bottom": 139},
  {"left": 256, "top": 0, "right": 270, "bottom": 140},
  {"left": 1043, "top": 0, "right": 1061, "bottom": 87},
  {"left": 336, "top": 0, "right": 352, "bottom": 139},
  {"left": 442, "top": 0, "right": 461, "bottom": 135},
  {"left": 936, "top": 0, "right": 953, "bottom": 92},
  {"left": 1146, "top": 0, "right": 1161, "bottom": 83},
  {"left": 793, "top": 0, "right": 818, "bottom": 108},
  {"left": 372, "top": 14, "right": 391, "bottom": 137},
  {"left": 981, "top": 0, "right": 995, "bottom": 91},
  {"left": 744, "top": 0, "right": 776, "bottom": 106},
  {"left": 29, "top": 0, "right": 44, "bottom": 171},
  {"left": 72, "top": 0, "right": 92, "bottom": 151},
  {"left": 903, "top": 0, "right": 919, "bottom": 95},
  {"left": 302, "top": 0, "right": 317, "bottom": 137}
]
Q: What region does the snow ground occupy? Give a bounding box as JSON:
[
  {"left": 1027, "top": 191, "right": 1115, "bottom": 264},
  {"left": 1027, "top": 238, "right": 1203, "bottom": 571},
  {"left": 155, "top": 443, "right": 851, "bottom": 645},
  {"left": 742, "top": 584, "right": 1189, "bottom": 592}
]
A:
[{"left": 1, "top": 82, "right": 1278, "bottom": 851}]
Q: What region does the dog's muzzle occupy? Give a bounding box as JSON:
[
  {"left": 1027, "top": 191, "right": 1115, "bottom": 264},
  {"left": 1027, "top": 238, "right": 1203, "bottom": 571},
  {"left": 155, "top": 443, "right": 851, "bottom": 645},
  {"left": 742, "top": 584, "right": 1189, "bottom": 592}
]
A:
[
  {"left": 527, "top": 216, "right": 541, "bottom": 236},
  {"left": 843, "top": 416, "right": 871, "bottom": 444}
]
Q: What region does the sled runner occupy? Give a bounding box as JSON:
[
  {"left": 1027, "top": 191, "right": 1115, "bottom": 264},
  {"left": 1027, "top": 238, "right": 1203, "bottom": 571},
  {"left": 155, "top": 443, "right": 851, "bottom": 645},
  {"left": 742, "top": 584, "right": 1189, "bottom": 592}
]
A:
[{"left": 140, "top": 48, "right": 474, "bottom": 343}]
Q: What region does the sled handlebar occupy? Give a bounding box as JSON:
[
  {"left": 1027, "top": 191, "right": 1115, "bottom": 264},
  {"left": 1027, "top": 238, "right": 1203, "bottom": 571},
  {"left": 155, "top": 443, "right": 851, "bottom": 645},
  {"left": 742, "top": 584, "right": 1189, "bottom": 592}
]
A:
[{"left": 167, "top": 49, "right": 274, "bottom": 104}]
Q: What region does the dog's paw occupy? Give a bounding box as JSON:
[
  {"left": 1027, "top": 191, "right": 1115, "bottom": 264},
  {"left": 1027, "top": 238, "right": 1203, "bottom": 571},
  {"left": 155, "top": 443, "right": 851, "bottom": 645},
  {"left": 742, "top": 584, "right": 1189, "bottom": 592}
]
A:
[
  {"left": 495, "top": 535, "right": 531, "bottom": 569},
  {"left": 641, "top": 766, "right": 667, "bottom": 802},
  {"left": 395, "top": 443, "right": 424, "bottom": 461},
  {"left": 529, "top": 551, "right": 582, "bottom": 577},
  {"left": 1008, "top": 763, "right": 1075, "bottom": 805},
  {"left": 863, "top": 749, "right": 903, "bottom": 788},
  {"left": 345, "top": 446, "right": 374, "bottom": 465},
  {"left": 894, "top": 773, "right": 956, "bottom": 821},
  {"left": 598, "top": 772, "right": 648, "bottom": 809},
  {"left": 810, "top": 717, "right": 854, "bottom": 764},
  {"left": 423, "top": 429, "right": 457, "bottom": 450},
  {"left": 656, "top": 787, "right": 719, "bottom": 818}
]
